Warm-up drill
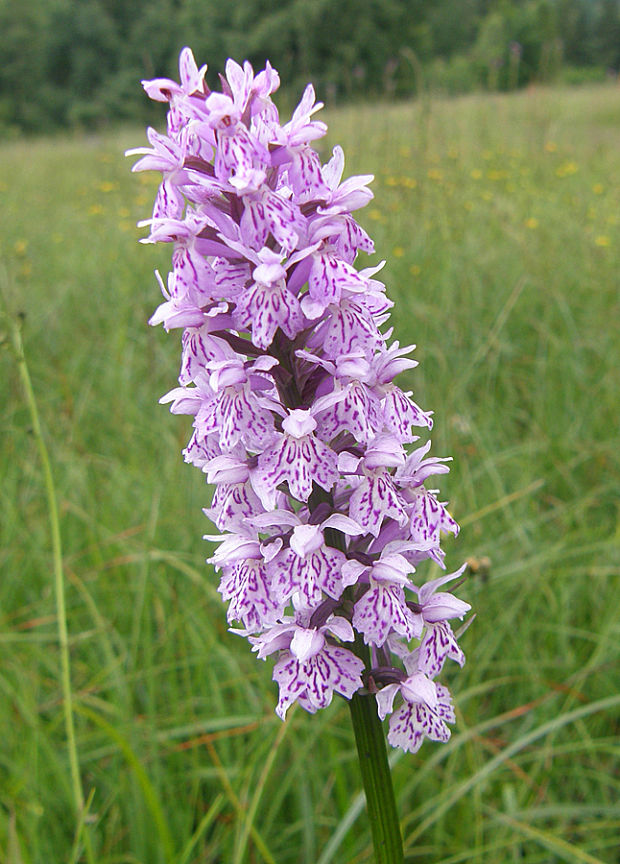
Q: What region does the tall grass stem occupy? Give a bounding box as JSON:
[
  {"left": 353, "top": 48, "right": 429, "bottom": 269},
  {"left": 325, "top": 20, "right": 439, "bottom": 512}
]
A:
[{"left": 1, "top": 282, "right": 94, "bottom": 863}]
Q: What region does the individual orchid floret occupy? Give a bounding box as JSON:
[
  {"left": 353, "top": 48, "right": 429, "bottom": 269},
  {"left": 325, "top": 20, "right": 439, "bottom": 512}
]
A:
[
  {"left": 240, "top": 186, "right": 305, "bottom": 253},
  {"left": 395, "top": 441, "right": 452, "bottom": 488},
  {"left": 318, "top": 380, "right": 383, "bottom": 445},
  {"left": 126, "top": 126, "right": 191, "bottom": 219},
  {"left": 126, "top": 125, "right": 186, "bottom": 174},
  {"left": 253, "top": 509, "right": 363, "bottom": 609},
  {"left": 234, "top": 248, "right": 306, "bottom": 348},
  {"left": 149, "top": 269, "right": 211, "bottom": 331},
  {"left": 205, "top": 92, "right": 270, "bottom": 192},
  {"left": 371, "top": 342, "right": 434, "bottom": 438},
  {"left": 412, "top": 563, "right": 470, "bottom": 624},
  {"left": 345, "top": 435, "right": 409, "bottom": 537},
  {"left": 376, "top": 671, "right": 456, "bottom": 754},
  {"left": 217, "top": 551, "right": 281, "bottom": 632},
  {"left": 178, "top": 323, "right": 235, "bottom": 385},
  {"left": 141, "top": 46, "right": 208, "bottom": 104},
  {"left": 143, "top": 52, "right": 211, "bottom": 139},
  {"left": 208, "top": 535, "right": 281, "bottom": 632},
  {"left": 307, "top": 289, "right": 386, "bottom": 360},
  {"left": 277, "top": 83, "right": 327, "bottom": 148},
  {"left": 251, "top": 615, "right": 364, "bottom": 719},
  {"left": 160, "top": 357, "right": 277, "bottom": 453},
  {"left": 405, "top": 487, "right": 460, "bottom": 567},
  {"left": 419, "top": 617, "right": 467, "bottom": 679},
  {"left": 301, "top": 243, "right": 369, "bottom": 320},
  {"left": 410, "top": 564, "right": 471, "bottom": 677},
  {"left": 349, "top": 551, "right": 420, "bottom": 646},
  {"left": 254, "top": 408, "right": 339, "bottom": 505},
  {"left": 320, "top": 145, "right": 375, "bottom": 215},
  {"left": 297, "top": 352, "right": 384, "bottom": 445},
  {"left": 221, "top": 57, "right": 280, "bottom": 118},
  {"left": 203, "top": 454, "right": 265, "bottom": 530}
]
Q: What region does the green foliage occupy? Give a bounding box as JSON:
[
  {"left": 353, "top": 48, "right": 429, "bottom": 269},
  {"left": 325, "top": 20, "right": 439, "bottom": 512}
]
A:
[
  {"left": 560, "top": 64, "right": 610, "bottom": 86},
  {"left": 1, "top": 0, "right": 619, "bottom": 132},
  {"left": 0, "top": 84, "right": 618, "bottom": 862}
]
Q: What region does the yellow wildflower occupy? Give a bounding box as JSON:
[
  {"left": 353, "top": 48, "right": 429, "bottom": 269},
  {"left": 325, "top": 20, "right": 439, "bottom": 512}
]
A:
[{"left": 556, "top": 161, "right": 578, "bottom": 178}]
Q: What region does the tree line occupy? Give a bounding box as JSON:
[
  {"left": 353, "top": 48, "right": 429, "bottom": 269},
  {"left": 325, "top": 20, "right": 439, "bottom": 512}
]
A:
[{"left": 1, "top": 0, "right": 619, "bottom": 133}]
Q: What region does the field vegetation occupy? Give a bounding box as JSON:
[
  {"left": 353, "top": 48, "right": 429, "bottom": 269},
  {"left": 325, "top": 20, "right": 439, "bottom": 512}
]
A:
[{"left": 0, "top": 83, "right": 618, "bottom": 863}]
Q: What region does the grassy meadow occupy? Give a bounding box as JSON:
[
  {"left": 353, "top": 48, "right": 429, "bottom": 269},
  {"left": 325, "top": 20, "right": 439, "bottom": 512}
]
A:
[{"left": 1, "top": 83, "right": 619, "bottom": 863}]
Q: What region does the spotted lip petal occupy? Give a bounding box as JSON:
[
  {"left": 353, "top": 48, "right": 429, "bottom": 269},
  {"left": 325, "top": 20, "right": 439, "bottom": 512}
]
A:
[
  {"left": 352, "top": 582, "right": 418, "bottom": 647},
  {"left": 418, "top": 621, "right": 466, "bottom": 678},
  {"left": 196, "top": 384, "right": 276, "bottom": 452},
  {"left": 349, "top": 470, "right": 409, "bottom": 537},
  {"left": 273, "top": 642, "right": 364, "bottom": 719},
  {"left": 207, "top": 479, "right": 264, "bottom": 530},
  {"left": 218, "top": 558, "right": 282, "bottom": 631},
  {"left": 234, "top": 279, "right": 305, "bottom": 348},
  {"left": 271, "top": 543, "right": 345, "bottom": 608},
  {"left": 387, "top": 698, "right": 452, "bottom": 754},
  {"left": 314, "top": 381, "right": 383, "bottom": 445},
  {"left": 256, "top": 428, "right": 338, "bottom": 502}
]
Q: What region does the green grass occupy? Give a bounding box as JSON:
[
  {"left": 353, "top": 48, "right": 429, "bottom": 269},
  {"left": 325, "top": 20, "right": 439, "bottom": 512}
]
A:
[{"left": 0, "top": 83, "right": 618, "bottom": 863}]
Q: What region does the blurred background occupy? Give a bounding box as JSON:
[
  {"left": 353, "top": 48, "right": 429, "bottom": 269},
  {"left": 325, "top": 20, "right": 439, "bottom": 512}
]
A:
[
  {"left": 2, "top": 0, "right": 620, "bottom": 134},
  {"left": 1, "top": 1, "right": 619, "bottom": 863}
]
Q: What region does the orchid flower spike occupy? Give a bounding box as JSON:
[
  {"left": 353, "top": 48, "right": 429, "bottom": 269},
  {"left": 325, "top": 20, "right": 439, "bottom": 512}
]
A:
[{"left": 129, "top": 47, "right": 472, "bottom": 754}]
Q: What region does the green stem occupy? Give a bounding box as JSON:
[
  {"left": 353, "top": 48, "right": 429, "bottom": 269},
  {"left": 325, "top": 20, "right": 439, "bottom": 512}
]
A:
[
  {"left": 307, "top": 487, "right": 404, "bottom": 862},
  {"left": 348, "top": 640, "right": 404, "bottom": 864},
  {"left": 2, "top": 292, "right": 95, "bottom": 863}
]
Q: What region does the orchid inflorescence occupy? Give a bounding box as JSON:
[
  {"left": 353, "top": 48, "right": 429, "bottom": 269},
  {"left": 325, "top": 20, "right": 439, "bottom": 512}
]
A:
[{"left": 128, "top": 48, "right": 472, "bottom": 754}]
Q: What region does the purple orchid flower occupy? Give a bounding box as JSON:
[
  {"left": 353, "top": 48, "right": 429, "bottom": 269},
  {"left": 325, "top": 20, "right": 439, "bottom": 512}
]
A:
[{"left": 130, "top": 48, "right": 472, "bottom": 754}]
